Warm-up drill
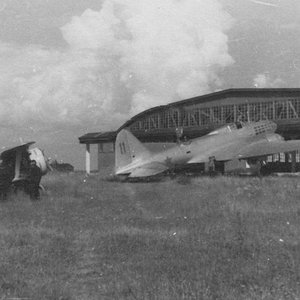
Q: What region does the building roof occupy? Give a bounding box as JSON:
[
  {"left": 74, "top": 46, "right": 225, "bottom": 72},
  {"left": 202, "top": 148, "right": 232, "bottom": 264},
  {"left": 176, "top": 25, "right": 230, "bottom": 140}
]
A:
[
  {"left": 79, "top": 131, "right": 117, "bottom": 144},
  {"left": 118, "top": 88, "right": 300, "bottom": 130}
]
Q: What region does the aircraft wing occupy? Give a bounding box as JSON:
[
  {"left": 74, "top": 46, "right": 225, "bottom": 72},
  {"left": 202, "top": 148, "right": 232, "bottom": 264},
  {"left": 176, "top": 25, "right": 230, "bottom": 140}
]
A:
[
  {"left": 236, "top": 139, "right": 300, "bottom": 159},
  {"left": 128, "top": 162, "right": 168, "bottom": 177},
  {"left": 1, "top": 142, "right": 35, "bottom": 161},
  {"left": 188, "top": 137, "right": 300, "bottom": 163},
  {"left": 188, "top": 140, "right": 250, "bottom": 164}
]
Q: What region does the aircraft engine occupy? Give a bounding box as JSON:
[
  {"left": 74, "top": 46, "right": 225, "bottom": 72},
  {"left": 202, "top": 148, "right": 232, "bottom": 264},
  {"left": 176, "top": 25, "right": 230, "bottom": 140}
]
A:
[
  {"left": 266, "top": 133, "right": 284, "bottom": 142},
  {"left": 28, "top": 148, "right": 48, "bottom": 175}
]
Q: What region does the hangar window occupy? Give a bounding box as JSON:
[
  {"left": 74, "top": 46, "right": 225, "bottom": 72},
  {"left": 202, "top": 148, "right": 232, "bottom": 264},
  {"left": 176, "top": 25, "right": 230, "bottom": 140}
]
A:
[
  {"left": 130, "top": 121, "right": 142, "bottom": 131},
  {"left": 161, "top": 110, "right": 179, "bottom": 128},
  {"left": 248, "top": 102, "right": 260, "bottom": 121},
  {"left": 189, "top": 111, "right": 198, "bottom": 126},
  {"left": 199, "top": 108, "right": 210, "bottom": 125},
  {"left": 149, "top": 114, "right": 160, "bottom": 129},
  {"left": 236, "top": 104, "right": 248, "bottom": 122},
  {"left": 181, "top": 109, "right": 197, "bottom": 127},
  {"left": 223, "top": 105, "right": 234, "bottom": 123},
  {"left": 143, "top": 118, "right": 151, "bottom": 130},
  {"left": 287, "top": 99, "right": 300, "bottom": 119},
  {"left": 195, "top": 110, "right": 201, "bottom": 125},
  {"left": 248, "top": 102, "right": 273, "bottom": 121},
  {"left": 275, "top": 101, "right": 287, "bottom": 120},
  {"left": 260, "top": 102, "right": 273, "bottom": 120},
  {"left": 183, "top": 109, "right": 200, "bottom": 127},
  {"left": 212, "top": 107, "right": 222, "bottom": 123},
  {"left": 170, "top": 110, "right": 180, "bottom": 127},
  {"left": 182, "top": 111, "right": 189, "bottom": 127},
  {"left": 161, "top": 111, "right": 170, "bottom": 128}
]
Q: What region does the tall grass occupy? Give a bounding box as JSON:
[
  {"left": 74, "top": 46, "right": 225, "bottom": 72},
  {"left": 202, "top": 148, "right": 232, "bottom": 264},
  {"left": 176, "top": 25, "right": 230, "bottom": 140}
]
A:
[{"left": 0, "top": 172, "right": 300, "bottom": 299}]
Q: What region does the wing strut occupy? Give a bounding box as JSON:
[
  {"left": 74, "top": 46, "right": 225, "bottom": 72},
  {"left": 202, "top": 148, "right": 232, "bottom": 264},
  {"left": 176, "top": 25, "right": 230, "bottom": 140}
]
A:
[{"left": 14, "top": 149, "right": 22, "bottom": 181}]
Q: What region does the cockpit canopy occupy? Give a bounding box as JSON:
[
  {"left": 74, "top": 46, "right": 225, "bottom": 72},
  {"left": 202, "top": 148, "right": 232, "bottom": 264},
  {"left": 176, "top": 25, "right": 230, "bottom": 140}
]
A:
[{"left": 208, "top": 121, "right": 245, "bottom": 135}]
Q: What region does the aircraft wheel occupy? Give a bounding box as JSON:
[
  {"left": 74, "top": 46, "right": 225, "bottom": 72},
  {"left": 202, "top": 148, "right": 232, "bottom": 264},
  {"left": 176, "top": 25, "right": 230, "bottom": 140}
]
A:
[{"left": 11, "top": 180, "right": 28, "bottom": 194}]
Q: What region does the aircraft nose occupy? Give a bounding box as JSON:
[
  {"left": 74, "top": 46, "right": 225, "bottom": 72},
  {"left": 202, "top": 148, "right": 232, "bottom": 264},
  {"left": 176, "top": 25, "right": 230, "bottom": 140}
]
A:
[{"left": 267, "top": 120, "right": 277, "bottom": 131}]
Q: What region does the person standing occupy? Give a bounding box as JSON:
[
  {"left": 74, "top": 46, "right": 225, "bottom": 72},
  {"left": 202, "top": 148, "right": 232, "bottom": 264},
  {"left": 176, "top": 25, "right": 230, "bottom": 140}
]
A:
[
  {"left": 28, "top": 160, "right": 42, "bottom": 200},
  {"left": 208, "top": 156, "right": 216, "bottom": 176},
  {"left": 0, "top": 159, "right": 14, "bottom": 200}
]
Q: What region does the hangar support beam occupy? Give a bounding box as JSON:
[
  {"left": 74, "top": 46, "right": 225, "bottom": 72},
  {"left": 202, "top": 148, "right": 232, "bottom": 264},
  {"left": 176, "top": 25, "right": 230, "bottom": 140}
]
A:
[
  {"left": 98, "top": 144, "right": 103, "bottom": 172},
  {"left": 85, "top": 144, "right": 91, "bottom": 175},
  {"left": 291, "top": 151, "right": 296, "bottom": 173}
]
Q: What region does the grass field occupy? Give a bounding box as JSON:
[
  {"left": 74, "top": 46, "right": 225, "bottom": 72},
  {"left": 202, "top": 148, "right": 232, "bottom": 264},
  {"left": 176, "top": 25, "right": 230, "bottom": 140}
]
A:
[{"left": 1, "top": 170, "right": 300, "bottom": 299}]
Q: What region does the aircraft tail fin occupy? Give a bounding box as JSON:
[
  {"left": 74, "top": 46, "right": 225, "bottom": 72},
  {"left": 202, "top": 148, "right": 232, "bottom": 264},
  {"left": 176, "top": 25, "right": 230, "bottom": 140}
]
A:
[{"left": 115, "top": 129, "right": 151, "bottom": 173}]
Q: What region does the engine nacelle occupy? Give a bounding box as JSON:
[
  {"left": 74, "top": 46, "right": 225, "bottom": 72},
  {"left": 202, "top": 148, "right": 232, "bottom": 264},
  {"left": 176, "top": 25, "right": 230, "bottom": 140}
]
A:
[
  {"left": 265, "top": 133, "right": 284, "bottom": 142},
  {"left": 28, "top": 148, "right": 48, "bottom": 175}
]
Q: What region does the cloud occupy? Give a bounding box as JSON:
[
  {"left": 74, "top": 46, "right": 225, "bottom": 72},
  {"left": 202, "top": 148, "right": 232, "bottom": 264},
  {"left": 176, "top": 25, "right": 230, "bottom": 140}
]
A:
[
  {"left": 280, "top": 23, "right": 300, "bottom": 31},
  {"left": 0, "top": 0, "right": 234, "bottom": 133},
  {"left": 249, "top": 0, "right": 280, "bottom": 7},
  {"left": 64, "top": 0, "right": 234, "bottom": 115},
  {"left": 0, "top": 42, "right": 125, "bottom": 131},
  {"left": 253, "top": 73, "right": 285, "bottom": 88}
]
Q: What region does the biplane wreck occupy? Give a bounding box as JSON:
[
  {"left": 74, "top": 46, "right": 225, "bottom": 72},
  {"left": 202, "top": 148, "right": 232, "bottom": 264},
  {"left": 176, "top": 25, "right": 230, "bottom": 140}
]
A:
[{"left": 0, "top": 142, "right": 48, "bottom": 197}]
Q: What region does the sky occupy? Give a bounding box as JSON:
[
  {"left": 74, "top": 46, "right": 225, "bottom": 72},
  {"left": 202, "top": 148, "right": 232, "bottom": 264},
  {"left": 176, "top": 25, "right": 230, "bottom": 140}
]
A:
[{"left": 0, "top": 0, "right": 300, "bottom": 170}]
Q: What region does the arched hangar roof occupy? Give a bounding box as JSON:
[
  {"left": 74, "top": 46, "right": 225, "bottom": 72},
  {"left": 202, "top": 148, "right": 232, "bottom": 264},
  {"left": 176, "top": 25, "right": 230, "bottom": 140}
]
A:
[{"left": 118, "top": 88, "right": 300, "bottom": 131}]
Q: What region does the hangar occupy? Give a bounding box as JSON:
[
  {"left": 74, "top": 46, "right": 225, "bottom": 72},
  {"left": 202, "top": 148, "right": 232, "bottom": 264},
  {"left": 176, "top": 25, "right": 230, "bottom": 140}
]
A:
[{"left": 79, "top": 88, "right": 300, "bottom": 174}]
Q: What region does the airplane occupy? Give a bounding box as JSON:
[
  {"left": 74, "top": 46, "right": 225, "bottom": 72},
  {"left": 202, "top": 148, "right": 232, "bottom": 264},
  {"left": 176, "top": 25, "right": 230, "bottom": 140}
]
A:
[
  {"left": 0, "top": 142, "right": 49, "bottom": 191},
  {"left": 114, "top": 120, "right": 300, "bottom": 178}
]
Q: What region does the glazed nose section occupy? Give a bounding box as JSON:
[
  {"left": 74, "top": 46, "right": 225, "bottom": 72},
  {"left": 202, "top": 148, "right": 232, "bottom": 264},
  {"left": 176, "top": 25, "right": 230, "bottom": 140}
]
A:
[
  {"left": 253, "top": 120, "right": 277, "bottom": 135},
  {"left": 265, "top": 120, "right": 277, "bottom": 133}
]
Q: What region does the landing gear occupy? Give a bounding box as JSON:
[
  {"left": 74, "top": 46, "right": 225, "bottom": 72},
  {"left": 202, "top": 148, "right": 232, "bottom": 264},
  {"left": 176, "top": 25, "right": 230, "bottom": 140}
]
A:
[
  {"left": 11, "top": 180, "right": 45, "bottom": 197},
  {"left": 11, "top": 179, "right": 28, "bottom": 194},
  {"left": 246, "top": 158, "right": 263, "bottom": 177}
]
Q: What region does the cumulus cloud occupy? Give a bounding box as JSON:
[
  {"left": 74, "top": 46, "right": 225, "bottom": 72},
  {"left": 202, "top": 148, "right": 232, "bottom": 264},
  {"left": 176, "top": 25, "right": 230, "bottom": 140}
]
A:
[
  {"left": 0, "top": 0, "right": 234, "bottom": 133},
  {"left": 253, "top": 73, "right": 285, "bottom": 88}
]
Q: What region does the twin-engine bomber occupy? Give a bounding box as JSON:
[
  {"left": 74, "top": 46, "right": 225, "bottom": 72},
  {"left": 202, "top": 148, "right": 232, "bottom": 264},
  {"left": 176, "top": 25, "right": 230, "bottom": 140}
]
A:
[{"left": 115, "top": 120, "right": 300, "bottom": 178}]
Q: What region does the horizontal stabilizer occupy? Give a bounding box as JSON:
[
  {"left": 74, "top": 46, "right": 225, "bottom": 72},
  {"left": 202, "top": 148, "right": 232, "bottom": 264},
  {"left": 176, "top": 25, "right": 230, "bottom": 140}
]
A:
[{"left": 129, "top": 162, "right": 168, "bottom": 177}]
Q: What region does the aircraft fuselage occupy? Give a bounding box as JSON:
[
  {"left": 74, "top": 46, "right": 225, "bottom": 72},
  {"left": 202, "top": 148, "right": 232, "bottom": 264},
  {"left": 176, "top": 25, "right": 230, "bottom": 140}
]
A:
[{"left": 116, "top": 120, "right": 277, "bottom": 176}]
